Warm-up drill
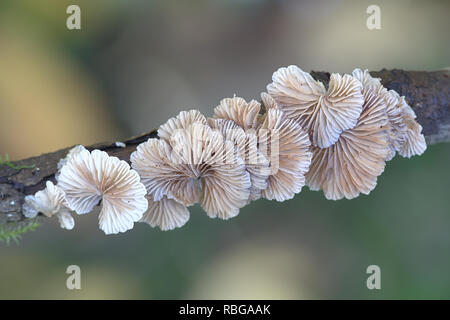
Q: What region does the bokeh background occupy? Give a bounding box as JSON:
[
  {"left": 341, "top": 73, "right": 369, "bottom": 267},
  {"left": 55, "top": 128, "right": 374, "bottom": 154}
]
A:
[{"left": 0, "top": 0, "right": 449, "bottom": 299}]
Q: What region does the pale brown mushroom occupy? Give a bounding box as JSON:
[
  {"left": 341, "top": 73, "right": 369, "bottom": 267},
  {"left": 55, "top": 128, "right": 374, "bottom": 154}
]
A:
[
  {"left": 267, "top": 65, "right": 364, "bottom": 148},
  {"left": 213, "top": 96, "right": 262, "bottom": 130},
  {"left": 305, "top": 85, "right": 391, "bottom": 200},
  {"left": 352, "top": 69, "right": 426, "bottom": 159},
  {"left": 258, "top": 108, "right": 312, "bottom": 201},
  {"left": 208, "top": 118, "right": 271, "bottom": 201}
]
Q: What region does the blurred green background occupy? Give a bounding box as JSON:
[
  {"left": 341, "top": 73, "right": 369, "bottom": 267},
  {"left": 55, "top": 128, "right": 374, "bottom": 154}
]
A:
[{"left": 0, "top": 0, "right": 449, "bottom": 299}]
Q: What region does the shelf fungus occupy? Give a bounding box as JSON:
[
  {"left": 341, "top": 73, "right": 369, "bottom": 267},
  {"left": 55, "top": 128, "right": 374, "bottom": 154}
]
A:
[
  {"left": 23, "top": 181, "right": 75, "bottom": 230},
  {"left": 20, "top": 65, "right": 428, "bottom": 234},
  {"left": 57, "top": 149, "right": 148, "bottom": 234},
  {"left": 267, "top": 65, "right": 364, "bottom": 148}
]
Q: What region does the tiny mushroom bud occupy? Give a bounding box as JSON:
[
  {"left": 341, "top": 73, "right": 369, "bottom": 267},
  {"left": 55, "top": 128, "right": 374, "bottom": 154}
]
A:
[
  {"left": 267, "top": 65, "right": 364, "bottom": 148},
  {"left": 24, "top": 181, "right": 75, "bottom": 230},
  {"left": 57, "top": 149, "right": 148, "bottom": 234}
]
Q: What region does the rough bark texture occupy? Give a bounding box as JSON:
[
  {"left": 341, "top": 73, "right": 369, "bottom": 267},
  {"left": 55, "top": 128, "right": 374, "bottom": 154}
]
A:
[{"left": 1, "top": 69, "right": 448, "bottom": 225}]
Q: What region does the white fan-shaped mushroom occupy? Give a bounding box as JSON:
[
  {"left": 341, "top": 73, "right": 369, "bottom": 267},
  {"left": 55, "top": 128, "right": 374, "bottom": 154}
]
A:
[
  {"left": 208, "top": 118, "right": 271, "bottom": 201},
  {"left": 131, "top": 123, "right": 251, "bottom": 220},
  {"left": 258, "top": 109, "right": 312, "bottom": 201},
  {"left": 267, "top": 65, "right": 364, "bottom": 148},
  {"left": 141, "top": 196, "right": 190, "bottom": 231},
  {"left": 261, "top": 92, "right": 279, "bottom": 110},
  {"left": 398, "top": 100, "right": 427, "bottom": 158},
  {"left": 213, "top": 96, "right": 262, "bottom": 130},
  {"left": 23, "top": 181, "right": 75, "bottom": 230},
  {"left": 57, "top": 149, "right": 148, "bottom": 234},
  {"left": 158, "top": 109, "right": 207, "bottom": 141},
  {"left": 306, "top": 86, "right": 391, "bottom": 200}
]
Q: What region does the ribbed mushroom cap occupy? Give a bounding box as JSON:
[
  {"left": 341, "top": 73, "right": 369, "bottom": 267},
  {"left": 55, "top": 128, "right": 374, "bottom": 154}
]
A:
[
  {"left": 58, "top": 149, "right": 148, "bottom": 234},
  {"left": 267, "top": 65, "right": 364, "bottom": 148},
  {"left": 208, "top": 118, "right": 271, "bottom": 201},
  {"left": 397, "top": 99, "right": 427, "bottom": 158},
  {"left": 141, "top": 195, "right": 190, "bottom": 231},
  {"left": 131, "top": 123, "right": 251, "bottom": 219},
  {"left": 56, "top": 145, "right": 86, "bottom": 179},
  {"left": 306, "top": 86, "right": 391, "bottom": 200},
  {"left": 352, "top": 68, "right": 426, "bottom": 159},
  {"left": 23, "top": 181, "right": 74, "bottom": 230},
  {"left": 158, "top": 109, "right": 207, "bottom": 141},
  {"left": 261, "top": 92, "right": 279, "bottom": 110},
  {"left": 213, "top": 96, "right": 262, "bottom": 130},
  {"left": 258, "top": 109, "right": 312, "bottom": 202}
]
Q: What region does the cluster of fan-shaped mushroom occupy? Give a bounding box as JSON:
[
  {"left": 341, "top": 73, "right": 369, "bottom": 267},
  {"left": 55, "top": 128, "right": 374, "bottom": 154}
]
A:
[{"left": 23, "top": 66, "right": 426, "bottom": 234}]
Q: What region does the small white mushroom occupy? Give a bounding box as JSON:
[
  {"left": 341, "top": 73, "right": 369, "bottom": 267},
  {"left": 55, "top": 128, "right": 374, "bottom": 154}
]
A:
[
  {"left": 267, "top": 65, "right": 364, "bottom": 148},
  {"left": 23, "top": 181, "right": 75, "bottom": 230},
  {"left": 141, "top": 195, "right": 190, "bottom": 231},
  {"left": 57, "top": 149, "right": 148, "bottom": 234}
]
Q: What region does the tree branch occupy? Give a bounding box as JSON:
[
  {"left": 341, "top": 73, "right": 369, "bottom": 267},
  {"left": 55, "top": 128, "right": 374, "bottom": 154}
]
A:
[{"left": 1, "top": 69, "right": 448, "bottom": 225}]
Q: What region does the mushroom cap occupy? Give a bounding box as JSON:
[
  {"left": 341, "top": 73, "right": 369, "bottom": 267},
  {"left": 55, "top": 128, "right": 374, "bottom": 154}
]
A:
[
  {"left": 141, "top": 195, "right": 190, "bottom": 231},
  {"left": 170, "top": 123, "right": 251, "bottom": 218},
  {"left": 258, "top": 109, "right": 312, "bottom": 202},
  {"left": 158, "top": 109, "right": 207, "bottom": 141},
  {"left": 32, "top": 181, "right": 67, "bottom": 217},
  {"left": 261, "top": 92, "right": 279, "bottom": 110},
  {"left": 306, "top": 86, "right": 391, "bottom": 200},
  {"left": 351, "top": 68, "right": 382, "bottom": 89},
  {"left": 56, "top": 145, "right": 87, "bottom": 179},
  {"left": 23, "top": 181, "right": 75, "bottom": 230},
  {"left": 208, "top": 118, "right": 271, "bottom": 201},
  {"left": 352, "top": 68, "right": 426, "bottom": 159},
  {"left": 213, "top": 96, "right": 261, "bottom": 130},
  {"left": 398, "top": 106, "right": 427, "bottom": 158},
  {"left": 131, "top": 123, "right": 251, "bottom": 219},
  {"left": 58, "top": 149, "right": 148, "bottom": 234},
  {"left": 267, "top": 65, "right": 364, "bottom": 148}
]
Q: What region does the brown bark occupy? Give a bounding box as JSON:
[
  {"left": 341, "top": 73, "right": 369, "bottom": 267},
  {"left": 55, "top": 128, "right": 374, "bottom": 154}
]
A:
[{"left": 1, "top": 69, "right": 448, "bottom": 225}]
